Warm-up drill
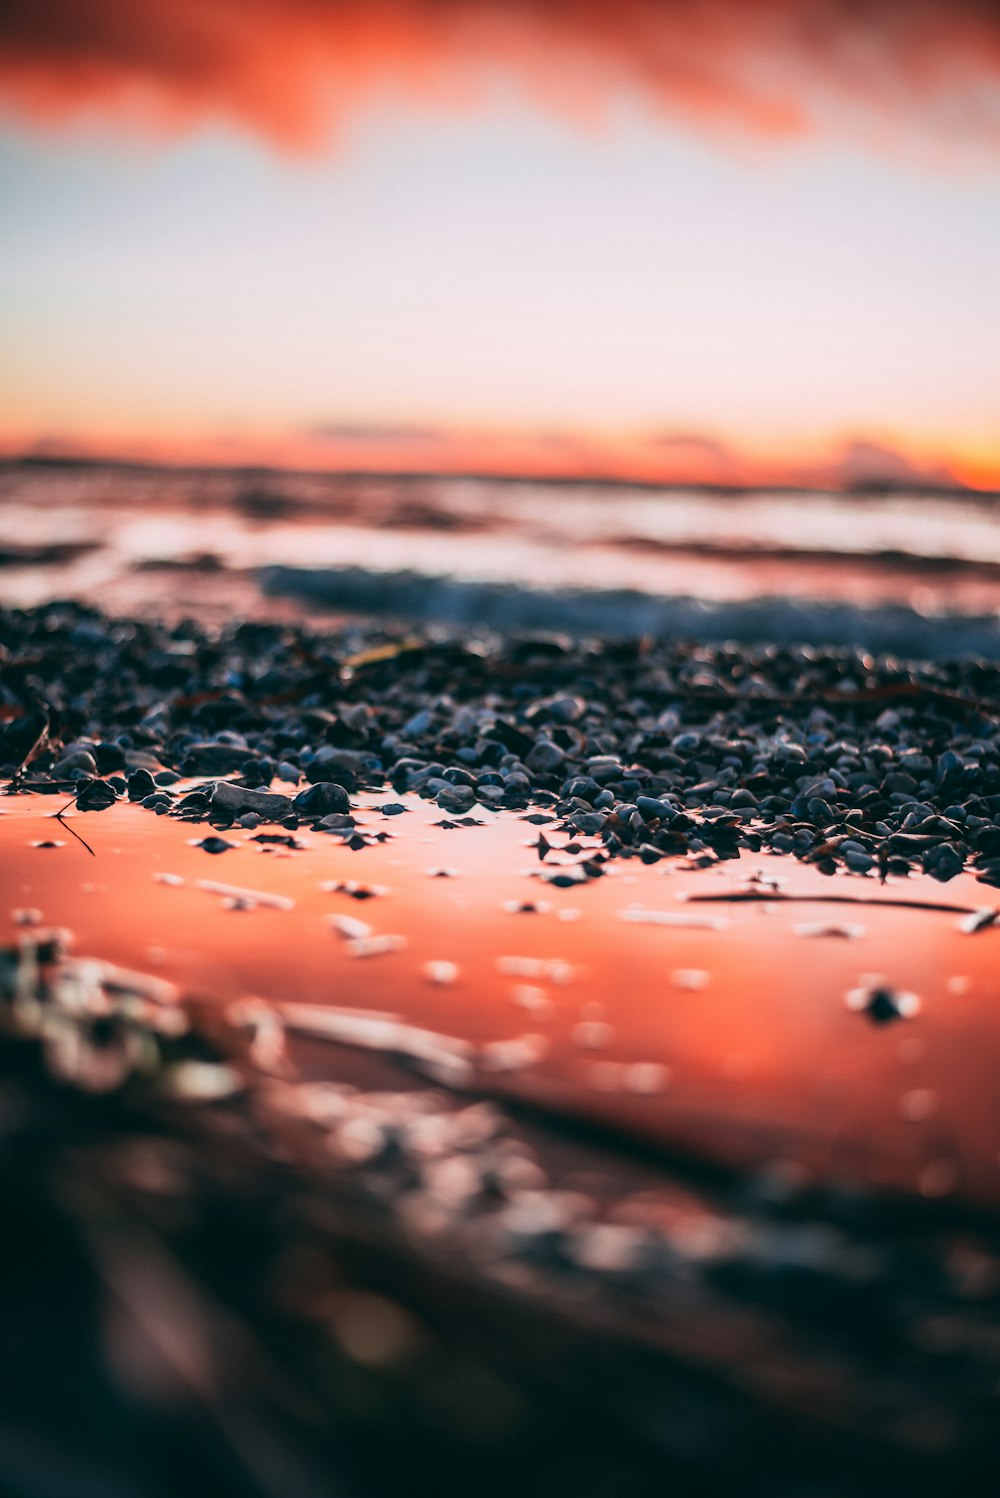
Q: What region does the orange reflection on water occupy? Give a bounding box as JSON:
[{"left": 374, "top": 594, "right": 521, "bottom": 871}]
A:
[{"left": 3, "top": 789, "right": 999, "bottom": 1205}]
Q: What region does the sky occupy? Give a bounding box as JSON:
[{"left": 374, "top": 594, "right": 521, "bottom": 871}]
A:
[{"left": 1, "top": 0, "right": 999, "bottom": 489}]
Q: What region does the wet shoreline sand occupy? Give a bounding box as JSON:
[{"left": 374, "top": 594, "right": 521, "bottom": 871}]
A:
[
  {"left": 2, "top": 595, "right": 1000, "bottom": 1494},
  {"left": 4, "top": 791, "right": 1000, "bottom": 1497},
  {"left": 3, "top": 790, "right": 999, "bottom": 1207}
]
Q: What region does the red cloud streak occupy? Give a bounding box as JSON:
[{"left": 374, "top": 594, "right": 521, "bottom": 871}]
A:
[{"left": 2, "top": 1, "right": 1000, "bottom": 154}]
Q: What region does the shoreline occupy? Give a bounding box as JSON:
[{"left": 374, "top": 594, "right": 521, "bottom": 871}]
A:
[{"left": 2, "top": 598, "right": 1000, "bottom": 1493}]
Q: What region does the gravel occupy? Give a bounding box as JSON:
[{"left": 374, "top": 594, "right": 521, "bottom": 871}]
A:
[{"left": 1, "top": 601, "right": 999, "bottom": 883}]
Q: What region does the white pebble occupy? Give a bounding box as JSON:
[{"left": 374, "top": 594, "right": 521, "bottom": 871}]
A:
[
  {"left": 346, "top": 935, "right": 406, "bottom": 959},
  {"left": 958, "top": 908, "right": 998, "bottom": 935},
  {"left": 479, "top": 1034, "right": 550, "bottom": 1072},
  {"left": 623, "top": 1062, "right": 669, "bottom": 1095},
  {"left": 330, "top": 913, "right": 372, "bottom": 941},
  {"left": 424, "top": 960, "right": 459, "bottom": 986},
  {"left": 510, "top": 984, "right": 552, "bottom": 1017},
  {"left": 619, "top": 908, "right": 728, "bottom": 931},
  {"left": 572, "top": 1020, "right": 615, "bottom": 1050},
  {"left": 199, "top": 880, "right": 294, "bottom": 911},
  {"left": 670, "top": 969, "right": 710, "bottom": 991}
]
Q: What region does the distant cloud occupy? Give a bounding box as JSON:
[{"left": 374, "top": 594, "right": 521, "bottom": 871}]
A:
[
  {"left": 832, "top": 439, "right": 957, "bottom": 490},
  {"left": 649, "top": 432, "right": 735, "bottom": 459},
  {"left": 2, "top": 2, "right": 1000, "bottom": 158},
  {"left": 307, "top": 422, "right": 446, "bottom": 445}
]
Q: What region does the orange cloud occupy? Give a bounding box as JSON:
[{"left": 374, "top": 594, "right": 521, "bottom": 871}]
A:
[{"left": 2, "top": 2, "right": 1000, "bottom": 156}]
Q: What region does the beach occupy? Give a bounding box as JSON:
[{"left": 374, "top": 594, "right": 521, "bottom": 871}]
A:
[{"left": 3, "top": 510, "right": 1000, "bottom": 1493}]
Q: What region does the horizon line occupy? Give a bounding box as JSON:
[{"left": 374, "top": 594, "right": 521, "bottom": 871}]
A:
[{"left": 4, "top": 451, "right": 997, "bottom": 503}]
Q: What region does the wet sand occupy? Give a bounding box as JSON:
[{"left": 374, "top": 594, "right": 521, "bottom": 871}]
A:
[{"left": 5, "top": 788, "right": 998, "bottom": 1208}]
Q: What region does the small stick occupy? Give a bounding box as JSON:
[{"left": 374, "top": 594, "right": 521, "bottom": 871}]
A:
[
  {"left": 52, "top": 797, "right": 96, "bottom": 857},
  {"left": 680, "top": 890, "right": 972, "bottom": 915}
]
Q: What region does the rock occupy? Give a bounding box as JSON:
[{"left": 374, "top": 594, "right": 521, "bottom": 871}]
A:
[
  {"left": 182, "top": 743, "right": 255, "bottom": 775},
  {"left": 402, "top": 709, "right": 433, "bottom": 738},
  {"left": 437, "top": 785, "right": 475, "bottom": 814},
  {"left": 196, "top": 836, "right": 236, "bottom": 854},
  {"left": 93, "top": 741, "right": 126, "bottom": 774},
  {"left": 53, "top": 749, "right": 98, "bottom": 778},
  {"left": 293, "top": 781, "right": 352, "bottom": 816},
  {"left": 76, "top": 778, "right": 118, "bottom": 811},
  {"left": 127, "top": 769, "right": 157, "bottom": 801},
  {"left": 525, "top": 738, "right": 566, "bottom": 773},
  {"left": 211, "top": 780, "right": 293, "bottom": 821},
  {"left": 124, "top": 751, "right": 165, "bottom": 773}
]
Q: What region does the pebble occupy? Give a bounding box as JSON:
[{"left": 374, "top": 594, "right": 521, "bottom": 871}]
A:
[
  {"left": 345, "top": 935, "right": 407, "bottom": 958},
  {"left": 197, "top": 880, "right": 294, "bottom": 912},
  {"left": 510, "top": 985, "right": 552, "bottom": 1017},
  {"left": 5, "top": 601, "right": 1000, "bottom": 896},
  {"left": 571, "top": 1020, "right": 615, "bottom": 1050},
  {"left": 670, "top": 969, "right": 710, "bottom": 991},
  {"left": 75, "top": 778, "right": 118, "bottom": 812},
  {"left": 424, "top": 960, "right": 459, "bottom": 985},
  {"left": 321, "top": 880, "right": 388, "bottom": 899},
  {"left": 845, "top": 982, "right": 921, "bottom": 1024},
  {"left": 794, "top": 922, "right": 866, "bottom": 939},
  {"left": 292, "top": 781, "right": 352, "bottom": 816},
  {"left": 329, "top": 913, "right": 373, "bottom": 941},
  {"left": 958, "top": 908, "right": 998, "bottom": 935},
  {"left": 623, "top": 1061, "right": 669, "bottom": 1095},
  {"left": 52, "top": 749, "right": 98, "bottom": 778},
  {"left": 619, "top": 908, "right": 729, "bottom": 931},
  {"left": 194, "top": 837, "right": 236, "bottom": 855},
  {"left": 479, "top": 1034, "right": 550, "bottom": 1072},
  {"left": 211, "top": 781, "right": 293, "bottom": 821}
]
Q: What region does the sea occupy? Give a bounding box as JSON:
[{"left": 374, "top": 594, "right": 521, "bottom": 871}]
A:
[{"left": 2, "top": 459, "right": 999, "bottom": 656}]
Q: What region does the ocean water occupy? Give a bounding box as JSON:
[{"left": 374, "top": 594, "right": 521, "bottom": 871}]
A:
[{"left": 2, "top": 460, "right": 998, "bottom": 653}]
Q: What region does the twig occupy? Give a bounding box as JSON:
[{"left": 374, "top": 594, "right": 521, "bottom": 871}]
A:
[
  {"left": 52, "top": 797, "right": 96, "bottom": 857},
  {"left": 681, "top": 890, "right": 973, "bottom": 915}
]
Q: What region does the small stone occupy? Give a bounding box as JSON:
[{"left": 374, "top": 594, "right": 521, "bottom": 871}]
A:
[
  {"left": 424, "top": 960, "right": 459, "bottom": 985},
  {"left": 127, "top": 768, "right": 157, "bottom": 801},
  {"left": 195, "top": 836, "right": 236, "bottom": 855},
  {"left": 623, "top": 1062, "right": 669, "bottom": 1095},
  {"left": 845, "top": 982, "right": 920, "bottom": 1025},
  {"left": 437, "top": 785, "right": 475, "bottom": 814},
  {"left": 670, "top": 969, "right": 710, "bottom": 991},
  {"left": 525, "top": 738, "right": 565, "bottom": 773},
  {"left": 75, "top": 778, "right": 118, "bottom": 812},
  {"left": 293, "top": 781, "right": 352, "bottom": 816},
  {"left": 211, "top": 781, "right": 293, "bottom": 821},
  {"left": 572, "top": 1020, "right": 614, "bottom": 1050},
  {"left": 329, "top": 913, "right": 372, "bottom": 940},
  {"left": 52, "top": 749, "right": 98, "bottom": 778},
  {"left": 958, "top": 908, "right": 998, "bottom": 935}
]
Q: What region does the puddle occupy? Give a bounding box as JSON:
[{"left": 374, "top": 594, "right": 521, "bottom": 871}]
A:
[{"left": 2, "top": 788, "right": 999, "bottom": 1205}]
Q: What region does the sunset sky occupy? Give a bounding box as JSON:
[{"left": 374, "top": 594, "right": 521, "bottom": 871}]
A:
[{"left": 1, "top": 0, "right": 999, "bottom": 488}]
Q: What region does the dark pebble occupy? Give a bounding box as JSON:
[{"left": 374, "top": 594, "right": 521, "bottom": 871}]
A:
[
  {"left": 75, "top": 778, "right": 118, "bottom": 812},
  {"left": 293, "top": 781, "right": 352, "bottom": 816}
]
